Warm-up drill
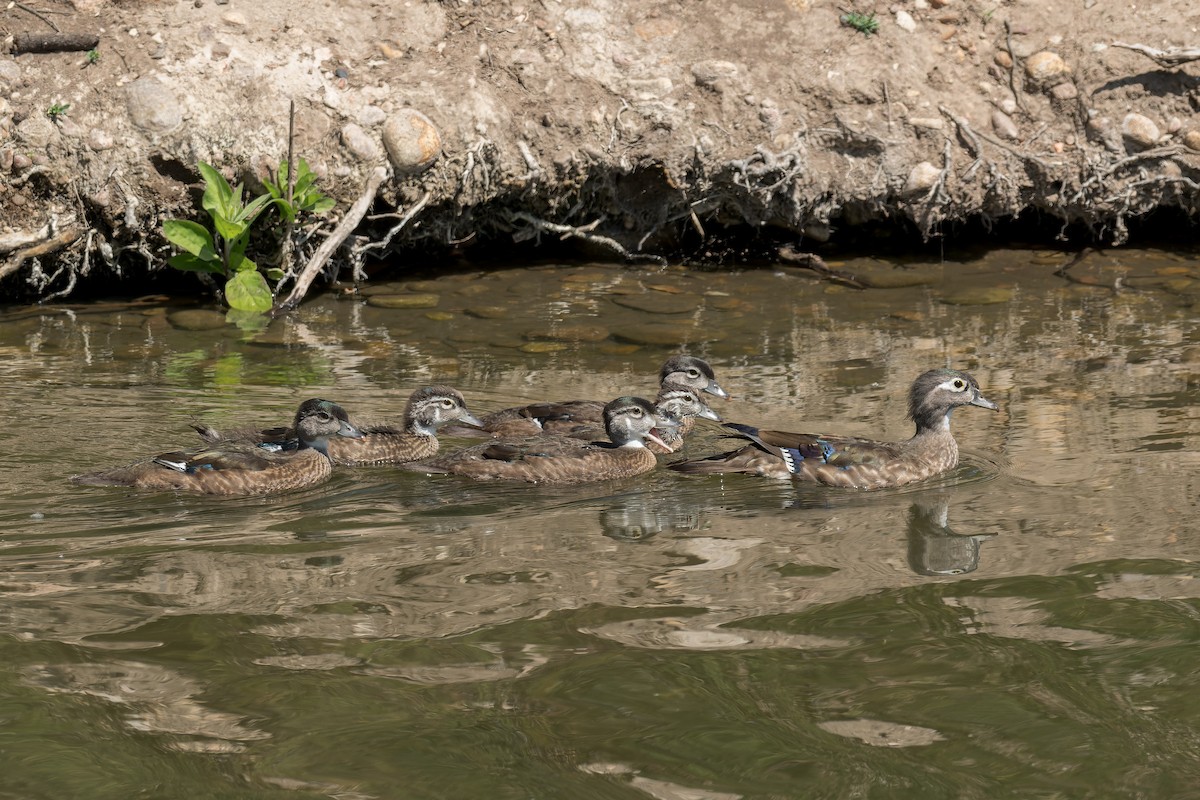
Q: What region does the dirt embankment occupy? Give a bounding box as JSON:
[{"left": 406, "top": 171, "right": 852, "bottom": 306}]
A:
[{"left": 1, "top": 0, "right": 1198, "bottom": 303}]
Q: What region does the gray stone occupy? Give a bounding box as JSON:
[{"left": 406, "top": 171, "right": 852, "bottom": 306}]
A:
[
  {"left": 1121, "top": 112, "right": 1160, "bottom": 149},
  {"left": 895, "top": 10, "right": 917, "bottom": 31},
  {"left": 358, "top": 105, "right": 387, "bottom": 127},
  {"left": 991, "top": 109, "right": 1020, "bottom": 141},
  {"left": 1050, "top": 82, "right": 1078, "bottom": 101},
  {"left": 125, "top": 77, "right": 182, "bottom": 133},
  {"left": 87, "top": 129, "right": 115, "bottom": 150},
  {"left": 908, "top": 117, "right": 944, "bottom": 131},
  {"left": 0, "top": 59, "right": 19, "bottom": 85},
  {"left": 15, "top": 114, "right": 58, "bottom": 149},
  {"left": 340, "top": 123, "right": 382, "bottom": 161},
  {"left": 691, "top": 60, "right": 739, "bottom": 88},
  {"left": 12, "top": 152, "right": 31, "bottom": 170},
  {"left": 524, "top": 323, "right": 610, "bottom": 342},
  {"left": 1183, "top": 130, "right": 1200, "bottom": 153},
  {"left": 381, "top": 108, "right": 441, "bottom": 174}
]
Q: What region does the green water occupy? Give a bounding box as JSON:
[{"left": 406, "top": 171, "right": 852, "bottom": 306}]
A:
[{"left": 2, "top": 248, "right": 1200, "bottom": 798}]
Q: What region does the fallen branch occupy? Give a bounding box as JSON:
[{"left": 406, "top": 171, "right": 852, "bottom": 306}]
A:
[
  {"left": 1111, "top": 42, "right": 1200, "bottom": 68},
  {"left": 271, "top": 166, "right": 387, "bottom": 315},
  {"left": 509, "top": 211, "right": 668, "bottom": 266},
  {"left": 355, "top": 190, "right": 431, "bottom": 257},
  {"left": 12, "top": 31, "right": 99, "bottom": 54},
  {"left": 777, "top": 245, "right": 865, "bottom": 289}
]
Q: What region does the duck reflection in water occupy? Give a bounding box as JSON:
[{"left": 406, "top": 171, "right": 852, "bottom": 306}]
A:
[
  {"left": 906, "top": 495, "right": 996, "bottom": 576},
  {"left": 600, "top": 492, "right": 708, "bottom": 542}
]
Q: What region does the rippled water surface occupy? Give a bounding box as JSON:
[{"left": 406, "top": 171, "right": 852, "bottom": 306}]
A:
[{"left": 3, "top": 248, "right": 1200, "bottom": 798}]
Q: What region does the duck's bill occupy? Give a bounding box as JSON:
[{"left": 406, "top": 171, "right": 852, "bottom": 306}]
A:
[
  {"left": 705, "top": 381, "right": 729, "bottom": 399},
  {"left": 339, "top": 421, "right": 366, "bottom": 439},
  {"left": 646, "top": 430, "right": 671, "bottom": 450},
  {"left": 970, "top": 394, "right": 999, "bottom": 411}
]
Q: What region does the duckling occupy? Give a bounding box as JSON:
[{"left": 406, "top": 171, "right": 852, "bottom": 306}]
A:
[
  {"left": 669, "top": 369, "right": 999, "bottom": 490},
  {"left": 193, "top": 385, "right": 481, "bottom": 466},
  {"left": 406, "top": 396, "right": 678, "bottom": 485},
  {"left": 470, "top": 355, "right": 728, "bottom": 438},
  {"left": 72, "top": 399, "right": 363, "bottom": 496},
  {"left": 543, "top": 383, "right": 721, "bottom": 453}
]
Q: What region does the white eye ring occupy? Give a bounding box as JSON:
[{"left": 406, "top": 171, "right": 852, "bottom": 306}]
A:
[{"left": 952, "top": 379, "right": 966, "bottom": 390}]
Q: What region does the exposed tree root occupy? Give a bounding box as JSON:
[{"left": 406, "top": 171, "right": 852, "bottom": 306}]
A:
[{"left": 1110, "top": 42, "right": 1200, "bottom": 68}]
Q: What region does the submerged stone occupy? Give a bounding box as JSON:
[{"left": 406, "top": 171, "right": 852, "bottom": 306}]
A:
[
  {"left": 612, "top": 294, "right": 701, "bottom": 314},
  {"left": 524, "top": 323, "right": 610, "bottom": 342},
  {"left": 939, "top": 287, "right": 1014, "bottom": 306},
  {"left": 615, "top": 323, "right": 722, "bottom": 346},
  {"left": 367, "top": 293, "right": 440, "bottom": 309},
  {"left": 167, "top": 309, "right": 227, "bottom": 330}
]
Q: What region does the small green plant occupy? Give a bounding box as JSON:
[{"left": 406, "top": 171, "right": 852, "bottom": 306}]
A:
[
  {"left": 85, "top": 48, "right": 100, "bottom": 65},
  {"left": 263, "top": 158, "right": 335, "bottom": 222},
  {"left": 162, "top": 162, "right": 275, "bottom": 313},
  {"left": 46, "top": 102, "right": 70, "bottom": 120},
  {"left": 840, "top": 11, "right": 880, "bottom": 36}
]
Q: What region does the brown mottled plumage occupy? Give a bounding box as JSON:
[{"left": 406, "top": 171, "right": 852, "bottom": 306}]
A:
[
  {"left": 407, "top": 396, "right": 678, "bottom": 485},
  {"left": 71, "top": 399, "right": 363, "bottom": 496},
  {"left": 465, "top": 355, "right": 728, "bottom": 438},
  {"left": 193, "top": 386, "right": 481, "bottom": 466},
  {"left": 669, "top": 369, "right": 999, "bottom": 490},
  {"left": 542, "top": 383, "right": 721, "bottom": 453}
]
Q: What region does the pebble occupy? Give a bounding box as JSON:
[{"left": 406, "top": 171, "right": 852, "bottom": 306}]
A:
[
  {"left": 366, "top": 293, "right": 440, "bottom": 309},
  {"left": 895, "top": 10, "right": 917, "bottom": 31},
  {"left": 15, "top": 114, "right": 58, "bottom": 149},
  {"left": 424, "top": 311, "right": 455, "bottom": 321},
  {"left": 993, "top": 50, "right": 1013, "bottom": 69},
  {"left": 908, "top": 117, "right": 944, "bottom": 131},
  {"left": 1121, "top": 113, "right": 1160, "bottom": 150},
  {"left": 0, "top": 59, "right": 19, "bottom": 85},
  {"left": 125, "top": 77, "right": 183, "bottom": 133},
  {"left": 463, "top": 306, "right": 509, "bottom": 319},
  {"left": 88, "top": 129, "right": 115, "bottom": 150},
  {"left": 1050, "top": 82, "right": 1078, "bottom": 101},
  {"left": 340, "top": 123, "right": 382, "bottom": 161},
  {"left": 167, "top": 309, "right": 227, "bottom": 330},
  {"left": 1024, "top": 51, "right": 1070, "bottom": 88},
  {"left": 0, "top": 148, "right": 13, "bottom": 171},
  {"left": 12, "top": 152, "right": 31, "bottom": 170},
  {"left": 1183, "top": 130, "right": 1200, "bottom": 152},
  {"left": 382, "top": 108, "right": 441, "bottom": 174},
  {"left": 691, "top": 60, "right": 739, "bottom": 89},
  {"left": 358, "top": 105, "right": 387, "bottom": 127},
  {"left": 519, "top": 342, "right": 567, "bottom": 354},
  {"left": 902, "top": 161, "right": 941, "bottom": 195},
  {"left": 991, "top": 109, "right": 1020, "bottom": 141}
]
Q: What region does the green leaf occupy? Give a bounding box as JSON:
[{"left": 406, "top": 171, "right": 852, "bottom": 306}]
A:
[
  {"left": 271, "top": 197, "right": 298, "bottom": 224},
  {"left": 211, "top": 215, "right": 246, "bottom": 242},
  {"left": 307, "top": 196, "right": 336, "bottom": 215},
  {"left": 162, "top": 219, "right": 216, "bottom": 258},
  {"left": 197, "top": 162, "right": 234, "bottom": 220},
  {"left": 229, "top": 252, "right": 258, "bottom": 273},
  {"left": 225, "top": 270, "right": 273, "bottom": 312},
  {"left": 238, "top": 192, "right": 274, "bottom": 225},
  {"left": 225, "top": 309, "right": 270, "bottom": 333},
  {"left": 168, "top": 253, "right": 225, "bottom": 274},
  {"left": 265, "top": 268, "right": 285, "bottom": 281}
]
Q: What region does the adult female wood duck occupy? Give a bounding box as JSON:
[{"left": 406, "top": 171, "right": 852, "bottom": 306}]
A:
[
  {"left": 71, "top": 399, "right": 363, "bottom": 496},
  {"left": 469, "top": 355, "right": 728, "bottom": 438},
  {"left": 669, "top": 369, "right": 999, "bottom": 490},
  {"left": 543, "top": 383, "right": 721, "bottom": 453},
  {"left": 406, "top": 396, "right": 679, "bottom": 485},
  {"left": 193, "top": 386, "right": 482, "bottom": 466}
]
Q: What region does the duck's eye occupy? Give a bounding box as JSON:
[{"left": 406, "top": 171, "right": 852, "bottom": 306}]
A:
[
  {"left": 688, "top": 369, "right": 700, "bottom": 378},
  {"left": 441, "top": 399, "right": 455, "bottom": 409},
  {"left": 952, "top": 379, "right": 966, "bottom": 390}
]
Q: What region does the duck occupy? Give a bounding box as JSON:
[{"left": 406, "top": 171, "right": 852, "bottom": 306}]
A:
[
  {"left": 406, "top": 396, "right": 679, "bottom": 485},
  {"left": 193, "top": 385, "right": 482, "bottom": 466},
  {"left": 668, "top": 369, "right": 999, "bottom": 490},
  {"left": 467, "top": 355, "right": 728, "bottom": 438},
  {"left": 71, "top": 399, "right": 363, "bottom": 496},
  {"left": 541, "top": 383, "right": 721, "bottom": 453}
]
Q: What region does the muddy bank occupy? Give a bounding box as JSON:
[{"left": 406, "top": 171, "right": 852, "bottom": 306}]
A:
[{"left": 1, "top": 0, "right": 1199, "bottom": 303}]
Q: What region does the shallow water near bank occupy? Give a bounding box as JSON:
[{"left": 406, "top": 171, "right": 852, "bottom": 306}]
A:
[{"left": 3, "top": 247, "right": 1200, "bottom": 798}]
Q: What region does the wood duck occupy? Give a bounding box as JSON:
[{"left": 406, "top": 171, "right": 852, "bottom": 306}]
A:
[
  {"left": 193, "top": 386, "right": 482, "bottom": 466},
  {"left": 466, "top": 355, "right": 728, "bottom": 438},
  {"left": 669, "top": 369, "right": 999, "bottom": 490},
  {"left": 542, "top": 383, "right": 721, "bottom": 453},
  {"left": 71, "top": 399, "right": 363, "bottom": 496},
  {"left": 406, "top": 396, "right": 679, "bottom": 485}
]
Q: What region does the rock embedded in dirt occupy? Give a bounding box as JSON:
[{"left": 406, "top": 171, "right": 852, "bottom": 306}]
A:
[
  {"left": 15, "top": 115, "right": 58, "bottom": 149},
  {"left": 1121, "top": 113, "right": 1160, "bottom": 150},
  {"left": 1182, "top": 130, "right": 1200, "bottom": 152},
  {"left": 1050, "top": 83, "right": 1078, "bottom": 101},
  {"left": 340, "top": 123, "right": 382, "bottom": 161},
  {"left": 903, "top": 161, "right": 942, "bottom": 195},
  {"left": 1024, "top": 51, "right": 1070, "bottom": 89},
  {"left": 991, "top": 110, "right": 1020, "bottom": 141},
  {"left": 87, "top": 129, "right": 115, "bottom": 151},
  {"left": 895, "top": 10, "right": 917, "bottom": 32},
  {"left": 125, "top": 77, "right": 182, "bottom": 133},
  {"left": 382, "top": 108, "right": 441, "bottom": 174}
]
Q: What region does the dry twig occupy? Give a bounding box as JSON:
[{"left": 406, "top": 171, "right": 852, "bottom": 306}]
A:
[
  {"left": 510, "top": 212, "right": 668, "bottom": 266},
  {"left": 1111, "top": 42, "right": 1200, "bottom": 68},
  {"left": 777, "top": 245, "right": 865, "bottom": 289}
]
